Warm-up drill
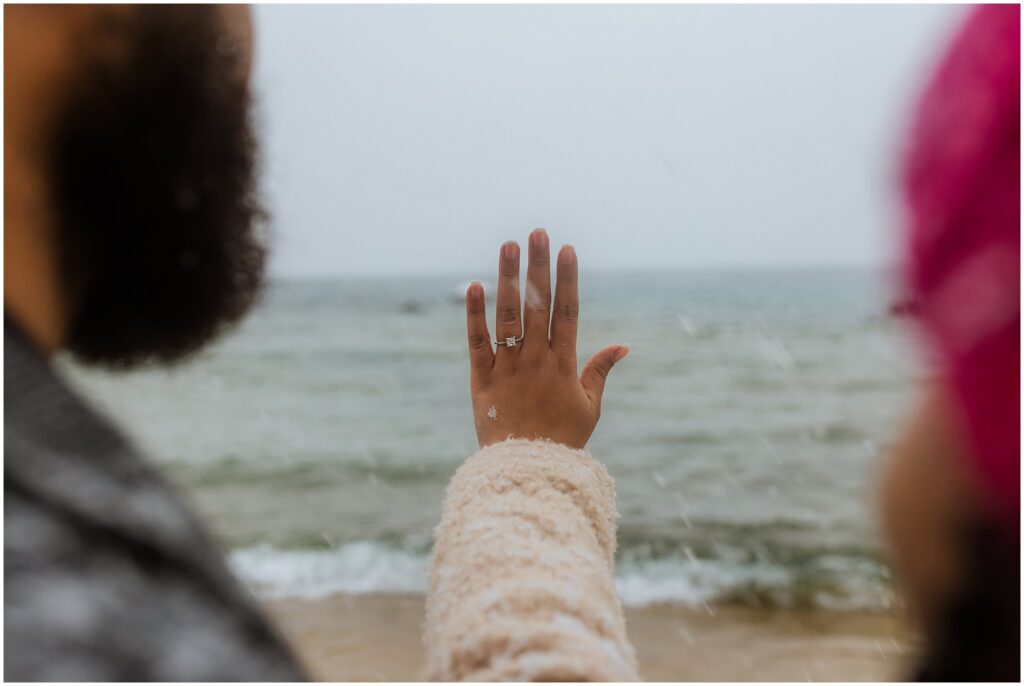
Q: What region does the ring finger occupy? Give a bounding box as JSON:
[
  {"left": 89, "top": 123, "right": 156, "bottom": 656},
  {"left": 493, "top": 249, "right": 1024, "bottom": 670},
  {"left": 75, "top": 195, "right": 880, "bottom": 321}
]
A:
[{"left": 494, "top": 241, "right": 522, "bottom": 356}]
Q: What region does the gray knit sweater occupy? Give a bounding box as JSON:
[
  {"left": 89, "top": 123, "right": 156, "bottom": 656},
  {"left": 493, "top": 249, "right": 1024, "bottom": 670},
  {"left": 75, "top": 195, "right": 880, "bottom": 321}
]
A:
[{"left": 4, "top": 321, "right": 305, "bottom": 681}]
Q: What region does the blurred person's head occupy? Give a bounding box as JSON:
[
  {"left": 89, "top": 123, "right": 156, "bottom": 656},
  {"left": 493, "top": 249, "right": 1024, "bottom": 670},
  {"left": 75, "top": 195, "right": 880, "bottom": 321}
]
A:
[
  {"left": 881, "top": 5, "right": 1019, "bottom": 680},
  {"left": 4, "top": 5, "right": 264, "bottom": 368}
]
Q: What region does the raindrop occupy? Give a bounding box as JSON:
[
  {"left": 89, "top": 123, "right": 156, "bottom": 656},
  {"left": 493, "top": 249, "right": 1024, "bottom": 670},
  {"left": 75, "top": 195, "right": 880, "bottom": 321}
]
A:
[
  {"left": 724, "top": 472, "right": 746, "bottom": 493},
  {"left": 679, "top": 510, "right": 693, "bottom": 530},
  {"left": 677, "top": 315, "right": 700, "bottom": 339},
  {"left": 759, "top": 435, "right": 784, "bottom": 465}
]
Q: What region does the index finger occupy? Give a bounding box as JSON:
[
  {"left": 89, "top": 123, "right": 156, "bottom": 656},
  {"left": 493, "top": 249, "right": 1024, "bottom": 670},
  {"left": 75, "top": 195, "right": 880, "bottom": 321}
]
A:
[{"left": 466, "top": 281, "right": 494, "bottom": 383}]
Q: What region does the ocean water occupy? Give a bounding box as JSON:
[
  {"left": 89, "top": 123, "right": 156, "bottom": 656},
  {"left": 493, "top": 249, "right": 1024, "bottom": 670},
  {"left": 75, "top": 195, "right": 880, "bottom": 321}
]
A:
[{"left": 63, "top": 267, "right": 921, "bottom": 612}]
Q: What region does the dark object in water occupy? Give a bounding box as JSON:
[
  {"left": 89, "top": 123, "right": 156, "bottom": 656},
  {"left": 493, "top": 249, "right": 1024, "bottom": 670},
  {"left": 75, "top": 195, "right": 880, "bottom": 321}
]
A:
[
  {"left": 400, "top": 300, "right": 423, "bottom": 314},
  {"left": 889, "top": 298, "right": 921, "bottom": 319}
]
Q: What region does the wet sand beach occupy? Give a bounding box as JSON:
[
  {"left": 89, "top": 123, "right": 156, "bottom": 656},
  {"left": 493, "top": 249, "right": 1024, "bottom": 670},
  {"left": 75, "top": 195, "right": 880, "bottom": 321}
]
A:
[{"left": 265, "top": 593, "right": 917, "bottom": 681}]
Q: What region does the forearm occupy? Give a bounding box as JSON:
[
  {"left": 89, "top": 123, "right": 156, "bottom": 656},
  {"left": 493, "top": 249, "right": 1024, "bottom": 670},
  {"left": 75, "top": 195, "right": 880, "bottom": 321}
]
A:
[{"left": 424, "top": 438, "right": 638, "bottom": 681}]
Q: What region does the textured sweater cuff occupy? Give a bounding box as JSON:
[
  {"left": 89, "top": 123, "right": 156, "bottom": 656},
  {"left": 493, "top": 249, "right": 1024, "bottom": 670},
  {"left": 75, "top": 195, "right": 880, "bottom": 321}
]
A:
[{"left": 445, "top": 439, "right": 620, "bottom": 564}]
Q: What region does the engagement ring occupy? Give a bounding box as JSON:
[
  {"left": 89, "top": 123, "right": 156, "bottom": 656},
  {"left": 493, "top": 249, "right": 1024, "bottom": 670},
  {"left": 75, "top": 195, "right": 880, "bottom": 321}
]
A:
[{"left": 495, "top": 336, "right": 523, "bottom": 348}]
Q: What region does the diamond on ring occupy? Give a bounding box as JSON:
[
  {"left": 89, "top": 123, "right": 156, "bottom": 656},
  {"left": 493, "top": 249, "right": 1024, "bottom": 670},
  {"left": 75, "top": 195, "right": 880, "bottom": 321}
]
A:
[{"left": 495, "top": 336, "right": 523, "bottom": 348}]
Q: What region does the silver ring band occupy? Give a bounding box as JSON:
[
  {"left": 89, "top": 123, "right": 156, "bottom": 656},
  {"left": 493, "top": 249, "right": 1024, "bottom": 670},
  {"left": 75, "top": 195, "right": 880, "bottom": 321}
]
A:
[{"left": 494, "top": 336, "right": 524, "bottom": 348}]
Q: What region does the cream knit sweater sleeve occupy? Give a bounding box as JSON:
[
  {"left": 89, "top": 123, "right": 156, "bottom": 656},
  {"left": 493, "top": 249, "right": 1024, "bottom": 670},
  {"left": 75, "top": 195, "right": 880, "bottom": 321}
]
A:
[{"left": 424, "top": 439, "right": 639, "bottom": 681}]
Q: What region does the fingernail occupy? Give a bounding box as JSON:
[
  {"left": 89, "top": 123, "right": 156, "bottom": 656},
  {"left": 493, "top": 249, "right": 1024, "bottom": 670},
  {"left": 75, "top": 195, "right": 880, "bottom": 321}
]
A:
[
  {"left": 561, "top": 245, "right": 576, "bottom": 264},
  {"left": 614, "top": 345, "right": 630, "bottom": 362},
  {"left": 469, "top": 281, "right": 483, "bottom": 298},
  {"left": 503, "top": 242, "right": 517, "bottom": 259},
  {"left": 531, "top": 229, "right": 548, "bottom": 249}
]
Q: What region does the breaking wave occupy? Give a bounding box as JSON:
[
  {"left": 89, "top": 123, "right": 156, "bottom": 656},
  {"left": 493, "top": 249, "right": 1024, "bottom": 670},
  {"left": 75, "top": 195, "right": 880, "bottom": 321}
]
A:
[{"left": 229, "top": 541, "right": 894, "bottom": 611}]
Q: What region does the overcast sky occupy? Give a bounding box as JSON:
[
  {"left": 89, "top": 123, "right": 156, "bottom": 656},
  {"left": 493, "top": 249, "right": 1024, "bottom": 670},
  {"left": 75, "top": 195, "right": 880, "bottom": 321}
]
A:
[{"left": 252, "top": 4, "right": 965, "bottom": 278}]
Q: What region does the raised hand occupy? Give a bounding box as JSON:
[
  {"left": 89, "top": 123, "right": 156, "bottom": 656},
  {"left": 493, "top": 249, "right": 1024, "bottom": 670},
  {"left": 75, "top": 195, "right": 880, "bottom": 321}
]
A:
[{"left": 465, "top": 229, "right": 629, "bottom": 448}]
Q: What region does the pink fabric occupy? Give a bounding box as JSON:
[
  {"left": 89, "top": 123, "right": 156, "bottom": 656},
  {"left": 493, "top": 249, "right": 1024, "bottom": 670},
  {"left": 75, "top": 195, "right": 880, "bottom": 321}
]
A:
[{"left": 902, "top": 5, "right": 1020, "bottom": 525}]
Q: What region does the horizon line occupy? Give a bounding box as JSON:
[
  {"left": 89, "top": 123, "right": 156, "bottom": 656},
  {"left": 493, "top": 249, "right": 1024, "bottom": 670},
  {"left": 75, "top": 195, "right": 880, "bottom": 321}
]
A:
[{"left": 268, "top": 259, "right": 896, "bottom": 282}]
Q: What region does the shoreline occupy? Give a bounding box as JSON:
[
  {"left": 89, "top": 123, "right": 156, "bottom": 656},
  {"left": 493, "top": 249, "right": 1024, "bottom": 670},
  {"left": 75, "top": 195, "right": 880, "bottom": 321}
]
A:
[{"left": 264, "top": 593, "right": 918, "bottom": 681}]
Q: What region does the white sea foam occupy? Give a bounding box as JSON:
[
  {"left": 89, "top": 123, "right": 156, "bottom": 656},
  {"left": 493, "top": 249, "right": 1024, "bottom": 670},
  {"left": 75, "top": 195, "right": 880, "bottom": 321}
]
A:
[
  {"left": 228, "top": 541, "right": 886, "bottom": 610},
  {"left": 614, "top": 556, "right": 791, "bottom": 607},
  {"left": 229, "top": 542, "right": 428, "bottom": 599}
]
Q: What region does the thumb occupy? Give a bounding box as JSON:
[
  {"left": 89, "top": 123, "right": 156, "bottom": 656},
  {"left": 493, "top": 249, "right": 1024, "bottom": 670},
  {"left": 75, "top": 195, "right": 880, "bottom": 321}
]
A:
[{"left": 580, "top": 344, "right": 630, "bottom": 405}]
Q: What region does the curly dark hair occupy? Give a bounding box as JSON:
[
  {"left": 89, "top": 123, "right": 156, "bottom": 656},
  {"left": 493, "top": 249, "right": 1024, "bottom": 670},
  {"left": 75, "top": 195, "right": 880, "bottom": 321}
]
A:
[{"left": 48, "top": 6, "right": 266, "bottom": 369}]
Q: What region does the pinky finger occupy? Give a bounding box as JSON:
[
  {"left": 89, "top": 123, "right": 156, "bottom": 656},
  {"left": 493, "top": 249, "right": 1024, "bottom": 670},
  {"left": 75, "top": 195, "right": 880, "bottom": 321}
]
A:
[{"left": 466, "top": 281, "right": 495, "bottom": 382}]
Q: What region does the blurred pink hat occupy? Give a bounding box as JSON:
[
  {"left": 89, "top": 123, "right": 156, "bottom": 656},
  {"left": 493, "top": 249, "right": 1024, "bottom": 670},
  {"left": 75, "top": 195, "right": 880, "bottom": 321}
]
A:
[{"left": 902, "top": 5, "right": 1020, "bottom": 527}]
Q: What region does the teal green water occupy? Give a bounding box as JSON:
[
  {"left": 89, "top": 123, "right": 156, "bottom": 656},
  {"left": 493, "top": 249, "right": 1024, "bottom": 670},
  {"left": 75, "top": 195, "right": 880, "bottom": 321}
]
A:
[{"left": 64, "top": 267, "right": 920, "bottom": 610}]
